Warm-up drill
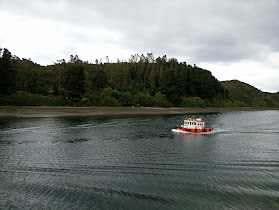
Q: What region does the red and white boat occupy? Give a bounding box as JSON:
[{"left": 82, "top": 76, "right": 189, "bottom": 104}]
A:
[{"left": 172, "top": 117, "right": 213, "bottom": 133}]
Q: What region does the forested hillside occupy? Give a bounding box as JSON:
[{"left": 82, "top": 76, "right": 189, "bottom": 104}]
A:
[
  {"left": 0, "top": 48, "right": 234, "bottom": 107},
  {"left": 221, "top": 80, "right": 279, "bottom": 107}
]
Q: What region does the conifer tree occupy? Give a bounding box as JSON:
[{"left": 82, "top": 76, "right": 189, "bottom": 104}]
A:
[
  {"left": 0, "top": 48, "right": 16, "bottom": 95},
  {"left": 65, "top": 63, "right": 85, "bottom": 99}
]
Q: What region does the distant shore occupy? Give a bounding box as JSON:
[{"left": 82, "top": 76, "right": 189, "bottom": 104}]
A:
[{"left": 0, "top": 106, "right": 277, "bottom": 118}]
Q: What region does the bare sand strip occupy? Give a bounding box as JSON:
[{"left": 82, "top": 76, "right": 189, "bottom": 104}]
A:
[{"left": 0, "top": 106, "right": 277, "bottom": 118}]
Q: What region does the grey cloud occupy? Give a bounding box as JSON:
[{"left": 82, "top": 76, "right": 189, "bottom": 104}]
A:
[
  {"left": 91, "top": 0, "right": 279, "bottom": 63},
  {"left": 2, "top": 0, "right": 279, "bottom": 64}
]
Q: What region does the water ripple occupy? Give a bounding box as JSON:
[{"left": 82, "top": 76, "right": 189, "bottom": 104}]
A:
[{"left": 1, "top": 111, "right": 279, "bottom": 209}]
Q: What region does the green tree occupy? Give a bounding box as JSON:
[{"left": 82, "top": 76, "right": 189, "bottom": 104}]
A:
[
  {"left": 149, "top": 67, "right": 157, "bottom": 90},
  {"left": 134, "top": 92, "right": 152, "bottom": 106},
  {"left": 25, "top": 67, "right": 48, "bottom": 95},
  {"left": 94, "top": 69, "right": 108, "bottom": 90},
  {"left": 49, "top": 59, "right": 66, "bottom": 95},
  {"left": 101, "top": 87, "right": 121, "bottom": 106},
  {"left": 180, "top": 96, "right": 206, "bottom": 107},
  {"left": 0, "top": 48, "right": 16, "bottom": 95},
  {"left": 151, "top": 91, "right": 170, "bottom": 107},
  {"left": 119, "top": 91, "right": 134, "bottom": 106},
  {"left": 160, "top": 69, "right": 181, "bottom": 106},
  {"left": 65, "top": 63, "right": 85, "bottom": 99}
]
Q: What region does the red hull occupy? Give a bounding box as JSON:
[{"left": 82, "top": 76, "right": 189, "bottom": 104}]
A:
[{"left": 174, "top": 127, "right": 213, "bottom": 133}]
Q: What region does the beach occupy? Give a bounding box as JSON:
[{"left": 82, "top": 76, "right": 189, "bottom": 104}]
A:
[{"left": 0, "top": 106, "right": 276, "bottom": 118}]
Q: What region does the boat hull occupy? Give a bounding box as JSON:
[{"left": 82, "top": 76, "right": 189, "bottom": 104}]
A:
[{"left": 172, "top": 127, "right": 213, "bottom": 133}]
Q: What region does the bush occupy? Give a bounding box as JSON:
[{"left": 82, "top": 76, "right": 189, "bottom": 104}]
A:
[
  {"left": 119, "top": 92, "right": 134, "bottom": 106},
  {"left": 134, "top": 92, "right": 152, "bottom": 107},
  {"left": 43, "top": 95, "right": 67, "bottom": 106},
  {"left": 180, "top": 96, "right": 206, "bottom": 107},
  {"left": 211, "top": 94, "right": 237, "bottom": 107},
  {"left": 102, "top": 87, "right": 120, "bottom": 99},
  {"left": 7, "top": 91, "right": 43, "bottom": 106},
  {"left": 89, "top": 93, "right": 102, "bottom": 106},
  {"left": 102, "top": 96, "right": 121, "bottom": 107},
  {"left": 0, "top": 92, "right": 70, "bottom": 106},
  {"left": 151, "top": 92, "right": 171, "bottom": 107}
]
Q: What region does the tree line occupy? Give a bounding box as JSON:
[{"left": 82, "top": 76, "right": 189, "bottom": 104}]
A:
[{"left": 0, "top": 48, "right": 234, "bottom": 107}]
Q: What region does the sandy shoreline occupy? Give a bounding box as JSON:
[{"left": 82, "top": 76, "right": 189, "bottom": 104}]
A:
[{"left": 0, "top": 106, "right": 277, "bottom": 118}]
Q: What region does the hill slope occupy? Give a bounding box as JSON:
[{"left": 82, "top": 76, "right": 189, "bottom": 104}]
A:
[{"left": 221, "top": 80, "right": 279, "bottom": 107}]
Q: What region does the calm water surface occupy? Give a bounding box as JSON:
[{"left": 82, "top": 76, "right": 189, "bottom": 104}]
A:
[{"left": 0, "top": 111, "right": 279, "bottom": 209}]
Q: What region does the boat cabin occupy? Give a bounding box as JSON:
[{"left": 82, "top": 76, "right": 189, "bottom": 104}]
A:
[{"left": 183, "top": 118, "right": 205, "bottom": 130}]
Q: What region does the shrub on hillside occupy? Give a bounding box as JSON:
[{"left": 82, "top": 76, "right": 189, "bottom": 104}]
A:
[
  {"left": 102, "top": 96, "right": 121, "bottom": 107},
  {"left": 5, "top": 91, "right": 43, "bottom": 106},
  {"left": 180, "top": 97, "right": 206, "bottom": 108},
  {"left": 151, "top": 92, "right": 171, "bottom": 107}
]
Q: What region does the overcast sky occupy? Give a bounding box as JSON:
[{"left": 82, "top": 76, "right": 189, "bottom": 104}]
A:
[{"left": 1, "top": 0, "right": 279, "bottom": 92}]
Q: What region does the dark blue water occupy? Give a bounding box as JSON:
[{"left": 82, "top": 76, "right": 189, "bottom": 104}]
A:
[{"left": 0, "top": 111, "right": 279, "bottom": 209}]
